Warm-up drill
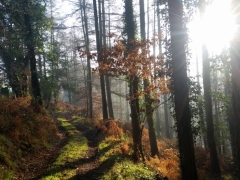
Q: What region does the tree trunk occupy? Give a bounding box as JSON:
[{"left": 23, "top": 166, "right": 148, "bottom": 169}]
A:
[
  {"left": 42, "top": 55, "right": 48, "bottom": 103},
  {"left": 156, "top": 0, "right": 163, "bottom": 138},
  {"left": 202, "top": 45, "right": 221, "bottom": 176},
  {"left": 168, "top": 1, "right": 198, "bottom": 179},
  {"left": 164, "top": 94, "right": 170, "bottom": 138},
  {"left": 93, "top": 0, "right": 108, "bottom": 120},
  {"left": 213, "top": 71, "right": 221, "bottom": 153},
  {"left": 105, "top": 77, "right": 114, "bottom": 119},
  {"left": 222, "top": 50, "right": 231, "bottom": 155},
  {"left": 139, "top": 0, "right": 158, "bottom": 157},
  {"left": 23, "top": 0, "right": 42, "bottom": 105},
  {"left": 168, "top": 104, "right": 174, "bottom": 139},
  {"left": 196, "top": 52, "right": 207, "bottom": 149},
  {"left": 124, "top": 0, "right": 143, "bottom": 163},
  {"left": 230, "top": 0, "right": 240, "bottom": 177},
  {"left": 125, "top": 81, "right": 130, "bottom": 121},
  {"left": 81, "top": 0, "right": 93, "bottom": 118},
  {"left": 101, "top": 0, "right": 114, "bottom": 119},
  {"left": 155, "top": 109, "right": 161, "bottom": 138}
]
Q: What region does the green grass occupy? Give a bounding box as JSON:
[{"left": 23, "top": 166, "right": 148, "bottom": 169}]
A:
[
  {"left": 97, "top": 137, "right": 157, "bottom": 180},
  {"left": 223, "top": 174, "right": 234, "bottom": 180},
  {"left": 101, "top": 159, "right": 156, "bottom": 180},
  {"left": 39, "top": 117, "right": 88, "bottom": 179},
  {"left": 0, "top": 135, "right": 16, "bottom": 180}
]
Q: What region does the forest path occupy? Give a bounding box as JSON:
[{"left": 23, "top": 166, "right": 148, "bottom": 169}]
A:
[{"left": 16, "top": 111, "right": 103, "bottom": 180}]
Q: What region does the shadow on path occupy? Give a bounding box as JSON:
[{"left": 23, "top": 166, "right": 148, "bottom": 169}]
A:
[{"left": 69, "top": 156, "right": 117, "bottom": 180}]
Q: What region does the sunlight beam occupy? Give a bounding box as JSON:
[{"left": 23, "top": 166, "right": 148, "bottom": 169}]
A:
[{"left": 189, "top": 0, "right": 236, "bottom": 55}]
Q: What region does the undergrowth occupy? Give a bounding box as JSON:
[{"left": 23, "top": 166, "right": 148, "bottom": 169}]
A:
[
  {"left": 0, "top": 99, "right": 233, "bottom": 179},
  {"left": 96, "top": 119, "right": 234, "bottom": 180},
  {"left": 96, "top": 120, "right": 179, "bottom": 180},
  {"left": 0, "top": 96, "right": 58, "bottom": 179}
]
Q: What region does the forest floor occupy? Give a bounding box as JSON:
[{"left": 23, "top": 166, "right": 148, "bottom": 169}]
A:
[
  {"left": 16, "top": 111, "right": 102, "bottom": 180},
  {"left": 11, "top": 107, "right": 234, "bottom": 180},
  {"left": 0, "top": 98, "right": 234, "bottom": 179},
  {"left": 14, "top": 109, "right": 163, "bottom": 180}
]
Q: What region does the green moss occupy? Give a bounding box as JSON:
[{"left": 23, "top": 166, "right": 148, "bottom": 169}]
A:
[
  {"left": 98, "top": 138, "right": 156, "bottom": 180},
  {"left": 0, "top": 135, "right": 17, "bottom": 170},
  {"left": 40, "top": 117, "right": 88, "bottom": 179},
  {"left": 101, "top": 160, "right": 155, "bottom": 180},
  {"left": 0, "top": 166, "right": 14, "bottom": 180}
]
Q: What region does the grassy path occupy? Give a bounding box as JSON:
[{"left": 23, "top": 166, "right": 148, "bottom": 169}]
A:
[
  {"left": 17, "top": 111, "right": 161, "bottom": 180},
  {"left": 35, "top": 112, "right": 99, "bottom": 180}
]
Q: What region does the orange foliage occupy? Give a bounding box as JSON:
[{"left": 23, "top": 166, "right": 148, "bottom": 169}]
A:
[
  {"left": 194, "top": 146, "right": 233, "bottom": 179},
  {"left": 97, "top": 120, "right": 123, "bottom": 138},
  {"left": 122, "top": 121, "right": 132, "bottom": 137},
  {"left": 97, "top": 119, "right": 233, "bottom": 179},
  {"left": 141, "top": 129, "right": 151, "bottom": 157},
  {"left": 107, "top": 141, "right": 131, "bottom": 156},
  {"left": 79, "top": 35, "right": 169, "bottom": 101},
  {"left": 141, "top": 128, "right": 181, "bottom": 179},
  {"left": 0, "top": 96, "right": 58, "bottom": 148},
  {"left": 146, "top": 155, "right": 180, "bottom": 180},
  {"left": 120, "top": 141, "right": 131, "bottom": 155}
]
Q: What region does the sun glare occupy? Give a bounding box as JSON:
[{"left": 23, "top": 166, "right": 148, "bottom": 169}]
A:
[{"left": 189, "top": 0, "right": 235, "bottom": 54}]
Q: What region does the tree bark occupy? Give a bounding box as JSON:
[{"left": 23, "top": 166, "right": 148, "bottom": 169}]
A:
[
  {"left": 168, "top": 0, "right": 198, "bottom": 179},
  {"left": 93, "top": 0, "right": 108, "bottom": 120},
  {"left": 164, "top": 94, "right": 170, "bottom": 138},
  {"left": 202, "top": 44, "right": 221, "bottom": 177},
  {"left": 139, "top": 0, "right": 159, "bottom": 157},
  {"left": 81, "top": 0, "right": 93, "bottom": 118},
  {"left": 124, "top": 0, "right": 142, "bottom": 163},
  {"left": 154, "top": 1, "right": 162, "bottom": 137},
  {"left": 23, "top": 0, "right": 42, "bottom": 105},
  {"left": 222, "top": 50, "right": 231, "bottom": 155},
  {"left": 101, "top": 0, "right": 114, "bottom": 119},
  {"left": 230, "top": 0, "right": 240, "bottom": 177},
  {"left": 125, "top": 81, "right": 130, "bottom": 121},
  {"left": 213, "top": 71, "right": 222, "bottom": 153}
]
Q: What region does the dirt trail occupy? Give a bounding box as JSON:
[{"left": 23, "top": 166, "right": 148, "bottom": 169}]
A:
[
  {"left": 16, "top": 122, "right": 68, "bottom": 179},
  {"left": 63, "top": 112, "right": 102, "bottom": 179},
  {"left": 16, "top": 112, "right": 102, "bottom": 180},
  {"left": 73, "top": 128, "right": 100, "bottom": 179}
]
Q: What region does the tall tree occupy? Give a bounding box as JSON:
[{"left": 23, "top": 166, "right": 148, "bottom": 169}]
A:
[
  {"left": 202, "top": 45, "right": 221, "bottom": 176},
  {"left": 199, "top": 0, "right": 221, "bottom": 176},
  {"left": 93, "top": 0, "right": 108, "bottom": 120},
  {"left": 168, "top": 0, "right": 198, "bottom": 179},
  {"left": 0, "top": 1, "right": 31, "bottom": 98},
  {"left": 124, "top": 0, "right": 143, "bottom": 163},
  {"left": 230, "top": 0, "right": 240, "bottom": 178},
  {"left": 155, "top": 1, "right": 161, "bottom": 137},
  {"left": 139, "top": 0, "right": 158, "bottom": 157},
  {"left": 101, "top": 0, "right": 114, "bottom": 119},
  {"left": 0, "top": 0, "right": 44, "bottom": 104},
  {"left": 164, "top": 94, "right": 170, "bottom": 138},
  {"left": 24, "top": 0, "right": 43, "bottom": 105},
  {"left": 81, "top": 0, "right": 93, "bottom": 118},
  {"left": 196, "top": 51, "right": 207, "bottom": 149}
]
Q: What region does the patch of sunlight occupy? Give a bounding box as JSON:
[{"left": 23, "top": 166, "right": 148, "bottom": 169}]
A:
[
  {"left": 39, "top": 118, "right": 88, "bottom": 179},
  {"left": 98, "top": 137, "right": 156, "bottom": 180}
]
